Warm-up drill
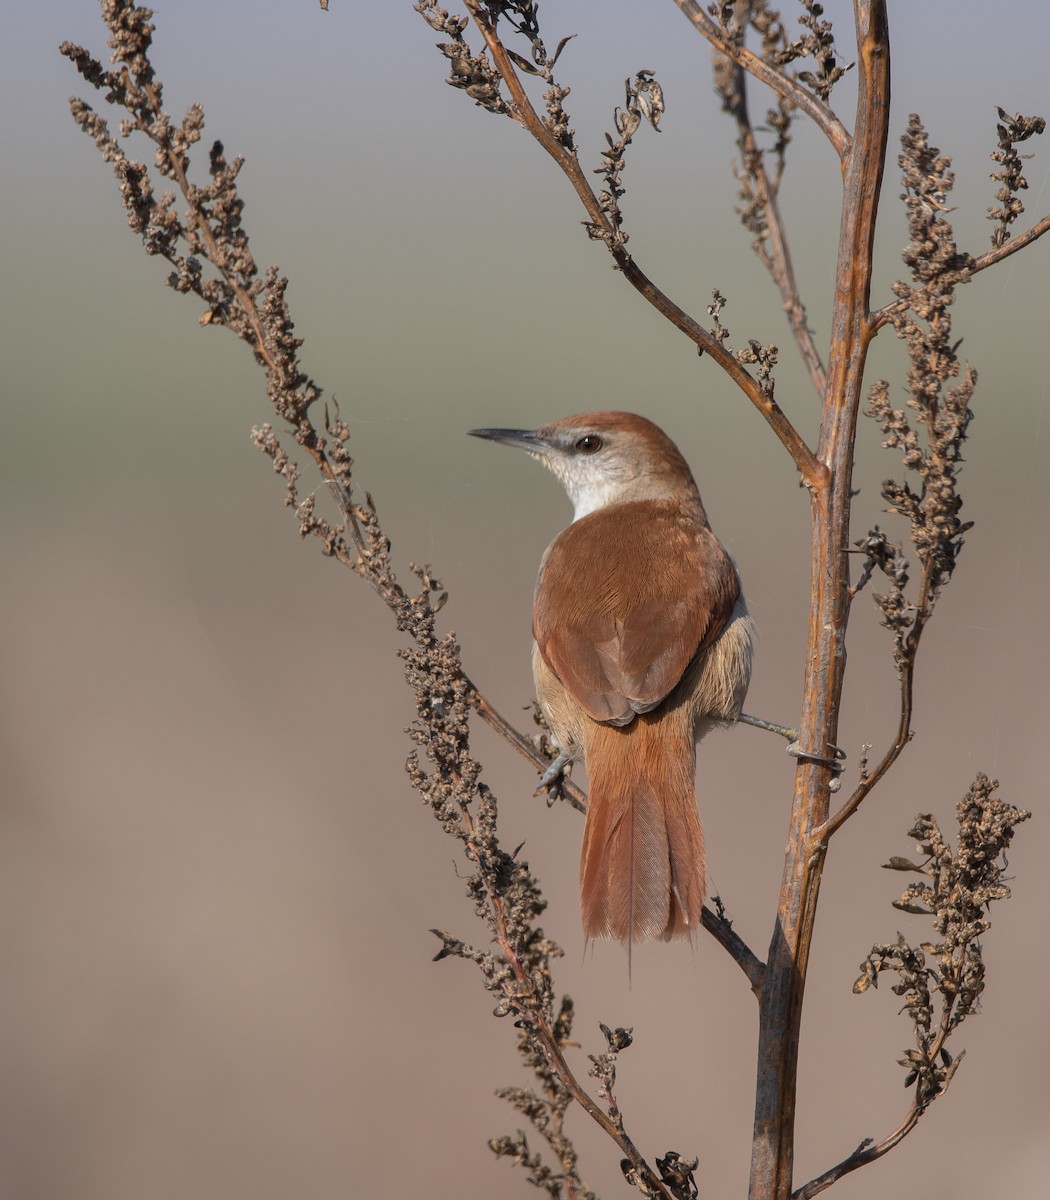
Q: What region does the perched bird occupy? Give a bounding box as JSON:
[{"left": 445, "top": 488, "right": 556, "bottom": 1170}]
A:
[{"left": 469, "top": 412, "right": 753, "bottom": 948}]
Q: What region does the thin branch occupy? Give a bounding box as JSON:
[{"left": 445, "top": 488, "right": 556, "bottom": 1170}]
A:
[
  {"left": 462, "top": 1, "right": 826, "bottom": 490},
  {"left": 791, "top": 1103, "right": 922, "bottom": 1200},
  {"left": 815, "top": 611, "right": 923, "bottom": 841},
  {"left": 746, "top": 159, "right": 828, "bottom": 398},
  {"left": 870, "top": 210, "right": 1050, "bottom": 333},
  {"left": 716, "top": 46, "right": 827, "bottom": 397},
  {"left": 818, "top": 564, "right": 933, "bottom": 842},
  {"left": 671, "top": 0, "right": 851, "bottom": 159}
]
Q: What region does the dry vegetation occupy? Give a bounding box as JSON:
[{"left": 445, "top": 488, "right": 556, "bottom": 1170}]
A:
[{"left": 61, "top": 3, "right": 1044, "bottom": 1197}]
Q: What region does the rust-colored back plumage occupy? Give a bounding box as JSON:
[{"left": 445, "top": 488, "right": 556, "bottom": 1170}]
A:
[{"left": 533, "top": 500, "right": 739, "bottom": 724}]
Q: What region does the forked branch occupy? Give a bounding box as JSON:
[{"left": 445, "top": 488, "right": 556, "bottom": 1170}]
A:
[{"left": 671, "top": 0, "right": 850, "bottom": 157}]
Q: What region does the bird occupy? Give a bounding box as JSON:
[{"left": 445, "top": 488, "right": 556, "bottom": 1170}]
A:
[{"left": 469, "top": 411, "right": 753, "bottom": 949}]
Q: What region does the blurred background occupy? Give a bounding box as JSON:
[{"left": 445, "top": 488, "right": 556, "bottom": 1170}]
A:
[{"left": 2, "top": 2, "right": 1048, "bottom": 1197}]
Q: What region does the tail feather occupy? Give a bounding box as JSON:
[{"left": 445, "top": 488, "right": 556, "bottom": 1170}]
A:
[{"left": 580, "top": 710, "right": 705, "bottom": 947}]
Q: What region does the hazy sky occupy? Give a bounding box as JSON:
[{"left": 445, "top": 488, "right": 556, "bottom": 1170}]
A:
[{"left": 3, "top": 3, "right": 1049, "bottom": 1198}]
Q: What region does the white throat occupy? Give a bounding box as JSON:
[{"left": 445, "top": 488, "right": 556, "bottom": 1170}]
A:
[
  {"left": 538, "top": 452, "right": 641, "bottom": 522},
  {"left": 568, "top": 476, "right": 628, "bottom": 521}
]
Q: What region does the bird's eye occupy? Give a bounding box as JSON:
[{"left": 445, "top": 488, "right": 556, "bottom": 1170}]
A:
[{"left": 575, "top": 434, "right": 603, "bottom": 453}]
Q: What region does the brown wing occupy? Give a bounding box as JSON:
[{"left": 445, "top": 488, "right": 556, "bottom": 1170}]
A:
[{"left": 533, "top": 500, "right": 739, "bottom": 724}]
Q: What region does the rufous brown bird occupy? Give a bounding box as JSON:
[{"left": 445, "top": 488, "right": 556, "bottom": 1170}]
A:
[{"left": 469, "top": 412, "right": 753, "bottom": 949}]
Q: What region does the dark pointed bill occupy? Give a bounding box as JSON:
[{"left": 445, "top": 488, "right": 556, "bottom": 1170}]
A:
[{"left": 467, "top": 427, "right": 545, "bottom": 452}]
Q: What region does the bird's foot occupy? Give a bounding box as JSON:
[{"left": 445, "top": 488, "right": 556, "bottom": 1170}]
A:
[
  {"left": 535, "top": 749, "right": 573, "bottom": 806},
  {"left": 786, "top": 740, "right": 847, "bottom": 791}
]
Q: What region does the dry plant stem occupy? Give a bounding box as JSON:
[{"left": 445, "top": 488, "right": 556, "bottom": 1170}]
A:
[
  {"left": 869, "top": 210, "right": 1050, "bottom": 333},
  {"left": 464, "top": 1, "right": 825, "bottom": 491},
  {"left": 672, "top": 0, "right": 850, "bottom": 159},
  {"left": 748, "top": 6, "right": 890, "bottom": 1199},
  {"left": 791, "top": 1105, "right": 919, "bottom": 1200},
  {"left": 795, "top": 629, "right": 930, "bottom": 1195},
  {"left": 719, "top": 55, "right": 827, "bottom": 398}
]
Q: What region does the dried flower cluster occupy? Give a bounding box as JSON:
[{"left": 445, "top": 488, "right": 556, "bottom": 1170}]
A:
[
  {"left": 988, "top": 107, "right": 1047, "bottom": 248},
  {"left": 416, "top": 2, "right": 509, "bottom": 115},
  {"left": 417, "top": 0, "right": 578, "bottom": 140},
  {"left": 735, "top": 338, "right": 779, "bottom": 398},
  {"left": 589, "top": 70, "right": 665, "bottom": 253},
  {"left": 62, "top": 6, "right": 321, "bottom": 464},
  {"left": 586, "top": 1024, "right": 700, "bottom": 1200},
  {"left": 588, "top": 1022, "right": 633, "bottom": 1119},
  {"left": 652, "top": 1152, "right": 700, "bottom": 1200},
  {"left": 489, "top": 1126, "right": 594, "bottom": 1200},
  {"left": 705, "top": 287, "right": 778, "bottom": 401},
  {"left": 847, "top": 525, "right": 910, "bottom": 668},
  {"left": 707, "top": 287, "right": 731, "bottom": 344},
  {"left": 709, "top": 0, "right": 848, "bottom": 101},
  {"left": 862, "top": 116, "right": 978, "bottom": 667},
  {"left": 490, "top": 995, "right": 594, "bottom": 1200},
  {"left": 855, "top": 775, "right": 1030, "bottom": 1108},
  {"left": 777, "top": 0, "right": 849, "bottom": 99},
  {"left": 482, "top": 0, "right": 577, "bottom": 146}
]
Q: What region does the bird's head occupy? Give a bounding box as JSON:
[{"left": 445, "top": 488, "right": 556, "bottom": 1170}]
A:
[{"left": 468, "top": 411, "right": 701, "bottom": 521}]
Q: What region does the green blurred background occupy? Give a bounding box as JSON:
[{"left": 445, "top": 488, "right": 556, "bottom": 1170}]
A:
[{"left": 2, "top": 2, "right": 1048, "bottom": 1196}]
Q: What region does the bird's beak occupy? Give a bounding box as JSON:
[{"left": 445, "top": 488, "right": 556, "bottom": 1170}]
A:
[{"left": 467, "top": 426, "right": 548, "bottom": 454}]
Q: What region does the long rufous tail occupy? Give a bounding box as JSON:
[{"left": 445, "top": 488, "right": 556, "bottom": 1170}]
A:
[{"left": 579, "top": 708, "right": 705, "bottom": 947}]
